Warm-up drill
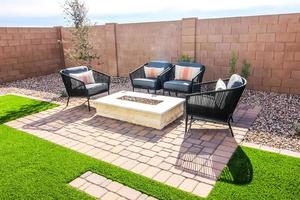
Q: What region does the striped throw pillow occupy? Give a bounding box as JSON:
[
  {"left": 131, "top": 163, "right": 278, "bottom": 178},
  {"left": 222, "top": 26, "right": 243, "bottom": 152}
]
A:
[
  {"left": 175, "top": 65, "right": 200, "bottom": 81},
  {"left": 144, "top": 66, "right": 164, "bottom": 78},
  {"left": 70, "top": 70, "right": 95, "bottom": 85}
]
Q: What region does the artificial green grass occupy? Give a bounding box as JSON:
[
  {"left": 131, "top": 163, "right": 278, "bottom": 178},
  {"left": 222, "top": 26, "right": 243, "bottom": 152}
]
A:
[
  {"left": 0, "top": 94, "right": 200, "bottom": 200},
  {"left": 0, "top": 94, "right": 58, "bottom": 123},
  {"left": 0, "top": 125, "right": 201, "bottom": 200},
  {"left": 208, "top": 146, "right": 300, "bottom": 199},
  {"left": 0, "top": 94, "right": 300, "bottom": 200}
]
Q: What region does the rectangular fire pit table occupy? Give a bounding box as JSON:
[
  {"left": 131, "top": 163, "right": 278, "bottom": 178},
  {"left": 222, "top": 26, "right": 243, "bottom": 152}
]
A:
[{"left": 92, "top": 91, "right": 185, "bottom": 130}]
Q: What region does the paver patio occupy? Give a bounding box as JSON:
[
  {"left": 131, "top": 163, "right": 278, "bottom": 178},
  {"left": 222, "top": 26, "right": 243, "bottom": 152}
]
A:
[{"left": 5, "top": 95, "right": 260, "bottom": 198}]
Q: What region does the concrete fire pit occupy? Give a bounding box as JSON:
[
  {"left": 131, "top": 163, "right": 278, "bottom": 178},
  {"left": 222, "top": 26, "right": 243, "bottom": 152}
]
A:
[{"left": 93, "top": 91, "right": 185, "bottom": 129}]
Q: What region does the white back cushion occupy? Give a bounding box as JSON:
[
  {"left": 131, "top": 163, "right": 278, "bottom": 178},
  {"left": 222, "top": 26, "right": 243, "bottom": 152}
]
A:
[
  {"left": 227, "top": 74, "right": 243, "bottom": 89},
  {"left": 215, "top": 79, "right": 226, "bottom": 91}
]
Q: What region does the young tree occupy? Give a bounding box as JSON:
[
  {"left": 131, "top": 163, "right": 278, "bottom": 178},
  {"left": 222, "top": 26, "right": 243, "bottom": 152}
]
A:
[
  {"left": 229, "top": 51, "right": 237, "bottom": 75},
  {"left": 63, "top": 0, "right": 99, "bottom": 65},
  {"left": 241, "top": 59, "right": 251, "bottom": 79}
]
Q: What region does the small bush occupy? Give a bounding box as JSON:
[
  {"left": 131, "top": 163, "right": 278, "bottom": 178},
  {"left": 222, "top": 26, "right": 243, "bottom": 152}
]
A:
[
  {"left": 179, "top": 54, "right": 193, "bottom": 63},
  {"left": 229, "top": 51, "right": 237, "bottom": 75},
  {"left": 241, "top": 59, "right": 251, "bottom": 79}
]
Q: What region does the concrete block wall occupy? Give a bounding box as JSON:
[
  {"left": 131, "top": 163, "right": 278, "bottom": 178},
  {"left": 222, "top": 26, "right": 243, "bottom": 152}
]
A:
[
  {"left": 116, "top": 21, "right": 181, "bottom": 76},
  {"left": 0, "top": 13, "right": 299, "bottom": 94},
  {"left": 0, "top": 27, "right": 62, "bottom": 82},
  {"left": 193, "top": 13, "right": 300, "bottom": 93},
  {"left": 63, "top": 13, "right": 300, "bottom": 93},
  {"left": 181, "top": 18, "right": 197, "bottom": 59}
]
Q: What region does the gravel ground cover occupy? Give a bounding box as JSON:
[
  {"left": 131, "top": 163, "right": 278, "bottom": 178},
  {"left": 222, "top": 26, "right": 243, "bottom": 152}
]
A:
[
  {"left": 241, "top": 90, "right": 300, "bottom": 152},
  {"left": 0, "top": 73, "right": 299, "bottom": 152}
]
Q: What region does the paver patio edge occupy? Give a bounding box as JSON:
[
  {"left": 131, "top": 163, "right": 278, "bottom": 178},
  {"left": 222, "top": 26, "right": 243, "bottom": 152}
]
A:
[
  {"left": 3, "top": 92, "right": 64, "bottom": 105},
  {"left": 241, "top": 142, "right": 300, "bottom": 158}
]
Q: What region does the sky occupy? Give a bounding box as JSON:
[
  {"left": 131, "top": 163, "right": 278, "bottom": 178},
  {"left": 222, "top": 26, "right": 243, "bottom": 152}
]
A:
[{"left": 0, "top": 0, "right": 300, "bottom": 27}]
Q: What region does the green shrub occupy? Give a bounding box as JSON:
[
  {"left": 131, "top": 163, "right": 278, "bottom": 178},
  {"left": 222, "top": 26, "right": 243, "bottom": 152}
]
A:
[
  {"left": 179, "top": 54, "right": 193, "bottom": 63},
  {"left": 229, "top": 51, "right": 237, "bottom": 75},
  {"left": 241, "top": 59, "right": 251, "bottom": 79}
]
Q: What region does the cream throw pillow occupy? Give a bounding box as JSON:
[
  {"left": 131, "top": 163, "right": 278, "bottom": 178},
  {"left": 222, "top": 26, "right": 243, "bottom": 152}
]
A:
[{"left": 70, "top": 70, "right": 95, "bottom": 85}]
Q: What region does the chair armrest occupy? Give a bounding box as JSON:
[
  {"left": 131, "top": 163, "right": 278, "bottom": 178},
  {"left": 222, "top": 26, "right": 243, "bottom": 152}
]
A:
[
  {"left": 191, "top": 68, "right": 205, "bottom": 84},
  {"left": 157, "top": 66, "right": 174, "bottom": 85},
  {"left": 186, "top": 90, "right": 218, "bottom": 100},
  {"left": 186, "top": 81, "right": 239, "bottom": 101},
  {"left": 190, "top": 68, "right": 206, "bottom": 92},
  {"left": 129, "top": 64, "right": 146, "bottom": 81},
  {"left": 192, "top": 78, "right": 229, "bottom": 91},
  {"left": 91, "top": 69, "right": 110, "bottom": 85},
  {"left": 60, "top": 72, "right": 86, "bottom": 90},
  {"left": 185, "top": 91, "right": 219, "bottom": 117},
  {"left": 198, "top": 78, "right": 230, "bottom": 85}
]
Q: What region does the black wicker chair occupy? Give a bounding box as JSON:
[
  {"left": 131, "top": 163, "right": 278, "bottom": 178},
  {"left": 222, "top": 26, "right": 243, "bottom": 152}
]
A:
[
  {"left": 60, "top": 66, "right": 110, "bottom": 111},
  {"left": 163, "top": 62, "right": 205, "bottom": 95},
  {"left": 185, "top": 76, "right": 247, "bottom": 136},
  {"left": 129, "top": 61, "right": 173, "bottom": 93}
]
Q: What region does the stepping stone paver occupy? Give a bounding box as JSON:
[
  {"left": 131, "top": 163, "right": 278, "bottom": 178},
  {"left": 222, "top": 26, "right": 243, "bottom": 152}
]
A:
[
  {"left": 84, "top": 184, "right": 107, "bottom": 198},
  {"left": 69, "top": 171, "right": 157, "bottom": 200}
]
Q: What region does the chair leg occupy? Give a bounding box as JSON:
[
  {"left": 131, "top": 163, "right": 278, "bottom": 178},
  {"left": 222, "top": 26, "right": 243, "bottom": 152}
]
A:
[
  {"left": 132, "top": 87, "right": 134, "bottom": 92},
  {"left": 154, "top": 90, "right": 156, "bottom": 94},
  {"left": 175, "top": 92, "right": 178, "bottom": 97},
  {"left": 147, "top": 89, "right": 149, "bottom": 93},
  {"left": 185, "top": 114, "right": 188, "bottom": 133},
  {"left": 163, "top": 89, "right": 165, "bottom": 95},
  {"left": 189, "top": 115, "right": 193, "bottom": 129},
  {"left": 108, "top": 90, "right": 110, "bottom": 95},
  {"left": 227, "top": 116, "right": 234, "bottom": 137},
  {"left": 168, "top": 91, "right": 171, "bottom": 96},
  {"left": 66, "top": 96, "right": 70, "bottom": 106},
  {"left": 87, "top": 97, "right": 91, "bottom": 112}
]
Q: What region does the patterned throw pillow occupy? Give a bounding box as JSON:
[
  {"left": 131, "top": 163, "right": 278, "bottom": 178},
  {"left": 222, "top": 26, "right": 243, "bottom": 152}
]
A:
[
  {"left": 144, "top": 66, "right": 164, "bottom": 78},
  {"left": 70, "top": 70, "right": 95, "bottom": 85},
  {"left": 175, "top": 65, "right": 200, "bottom": 81}
]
